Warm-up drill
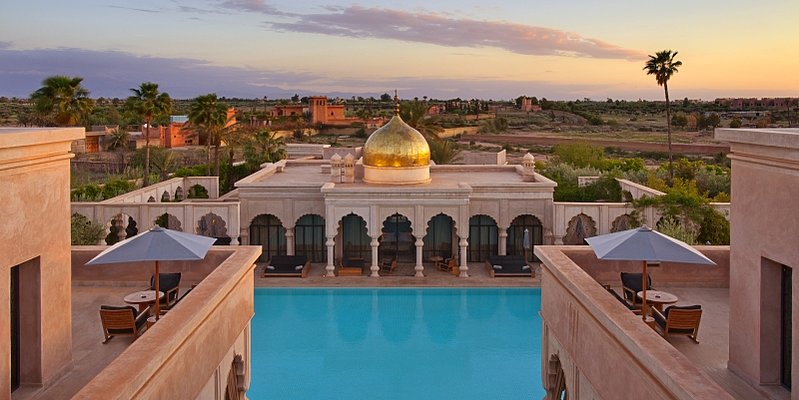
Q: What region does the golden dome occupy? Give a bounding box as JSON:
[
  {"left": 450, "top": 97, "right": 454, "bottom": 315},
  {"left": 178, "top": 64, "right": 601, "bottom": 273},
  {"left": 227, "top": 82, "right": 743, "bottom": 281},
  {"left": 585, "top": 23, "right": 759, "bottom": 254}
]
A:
[{"left": 362, "top": 115, "right": 430, "bottom": 168}]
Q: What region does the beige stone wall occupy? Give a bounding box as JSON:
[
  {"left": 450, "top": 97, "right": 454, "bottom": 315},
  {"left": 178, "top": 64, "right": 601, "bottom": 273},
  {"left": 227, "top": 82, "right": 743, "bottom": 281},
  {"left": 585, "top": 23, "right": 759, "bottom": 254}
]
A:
[
  {"left": 536, "top": 246, "right": 732, "bottom": 399},
  {"left": 0, "top": 128, "right": 84, "bottom": 396},
  {"left": 716, "top": 128, "right": 799, "bottom": 392},
  {"left": 73, "top": 246, "right": 260, "bottom": 399}
]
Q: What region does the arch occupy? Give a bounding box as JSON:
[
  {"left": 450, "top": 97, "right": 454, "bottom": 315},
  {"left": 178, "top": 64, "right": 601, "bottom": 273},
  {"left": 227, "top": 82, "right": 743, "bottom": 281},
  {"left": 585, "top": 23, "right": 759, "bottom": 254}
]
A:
[
  {"left": 187, "top": 184, "right": 209, "bottom": 199},
  {"left": 198, "top": 213, "right": 229, "bottom": 244},
  {"left": 423, "top": 213, "right": 455, "bottom": 260},
  {"left": 563, "top": 213, "right": 597, "bottom": 245},
  {"left": 105, "top": 213, "right": 137, "bottom": 245},
  {"left": 611, "top": 214, "right": 633, "bottom": 233},
  {"left": 468, "top": 214, "right": 498, "bottom": 262},
  {"left": 250, "top": 214, "right": 286, "bottom": 262},
  {"left": 294, "top": 214, "right": 326, "bottom": 262},
  {"left": 161, "top": 191, "right": 171, "bottom": 202},
  {"left": 174, "top": 186, "right": 184, "bottom": 201},
  {"left": 379, "top": 213, "right": 414, "bottom": 263},
  {"left": 545, "top": 354, "right": 568, "bottom": 400},
  {"left": 508, "top": 214, "right": 544, "bottom": 262},
  {"left": 147, "top": 196, "right": 156, "bottom": 203},
  {"left": 155, "top": 213, "right": 182, "bottom": 231},
  {"left": 339, "top": 213, "right": 370, "bottom": 260}
]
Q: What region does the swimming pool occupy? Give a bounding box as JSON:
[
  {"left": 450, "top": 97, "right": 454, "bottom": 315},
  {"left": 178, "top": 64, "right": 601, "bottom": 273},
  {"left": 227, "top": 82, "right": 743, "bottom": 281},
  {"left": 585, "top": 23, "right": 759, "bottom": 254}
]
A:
[{"left": 249, "top": 288, "right": 543, "bottom": 399}]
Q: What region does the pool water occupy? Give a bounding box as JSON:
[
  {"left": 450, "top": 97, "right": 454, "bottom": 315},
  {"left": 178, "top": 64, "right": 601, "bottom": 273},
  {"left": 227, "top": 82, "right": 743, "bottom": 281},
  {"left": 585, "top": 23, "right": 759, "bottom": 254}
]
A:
[{"left": 249, "top": 288, "right": 543, "bottom": 399}]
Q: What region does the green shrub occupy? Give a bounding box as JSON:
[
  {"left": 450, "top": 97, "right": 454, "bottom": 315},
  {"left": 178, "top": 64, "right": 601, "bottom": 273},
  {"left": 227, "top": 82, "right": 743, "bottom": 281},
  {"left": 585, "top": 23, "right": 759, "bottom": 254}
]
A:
[{"left": 71, "top": 213, "right": 105, "bottom": 245}]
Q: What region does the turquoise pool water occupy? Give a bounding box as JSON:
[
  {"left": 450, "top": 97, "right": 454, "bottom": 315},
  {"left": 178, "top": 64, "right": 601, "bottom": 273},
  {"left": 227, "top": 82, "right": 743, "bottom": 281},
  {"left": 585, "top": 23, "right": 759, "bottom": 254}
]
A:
[{"left": 249, "top": 288, "right": 543, "bottom": 399}]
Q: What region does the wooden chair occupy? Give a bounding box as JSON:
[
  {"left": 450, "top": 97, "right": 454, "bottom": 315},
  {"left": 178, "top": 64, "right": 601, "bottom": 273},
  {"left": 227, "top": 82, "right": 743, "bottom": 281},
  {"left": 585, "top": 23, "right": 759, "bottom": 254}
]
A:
[
  {"left": 100, "top": 305, "right": 150, "bottom": 344},
  {"left": 380, "top": 259, "right": 398, "bottom": 274},
  {"left": 149, "top": 272, "right": 182, "bottom": 309},
  {"left": 620, "top": 272, "right": 653, "bottom": 306},
  {"left": 652, "top": 305, "right": 703, "bottom": 343},
  {"left": 437, "top": 258, "right": 456, "bottom": 272},
  {"left": 603, "top": 285, "right": 642, "bottom": 315}
]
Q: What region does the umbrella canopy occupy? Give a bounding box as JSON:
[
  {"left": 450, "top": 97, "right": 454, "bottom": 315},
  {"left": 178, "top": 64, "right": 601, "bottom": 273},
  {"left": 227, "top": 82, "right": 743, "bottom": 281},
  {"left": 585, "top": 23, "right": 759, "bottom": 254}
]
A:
[
  {"left": 86, "top": 227, "right": 216, "bottom": 319},
  {"left": 585, "top": 226, "right": 715, "bottom": 265},
  {"left": 585, "top": 226, "right": 715, "bottom": 322},
  {"left": 86, "top": 227, "right": 217, "bottom": 265}
]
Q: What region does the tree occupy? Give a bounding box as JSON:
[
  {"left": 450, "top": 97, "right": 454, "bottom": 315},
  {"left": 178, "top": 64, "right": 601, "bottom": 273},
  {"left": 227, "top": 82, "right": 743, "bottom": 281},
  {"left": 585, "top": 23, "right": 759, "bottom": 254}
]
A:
[
  {"left": 30, "top": 75, "right": 95, "bottom": 126},
  {"left": 243, "top": 128, "right": 286, "bottom": 168},
  {"left": 729, "top": 118, "right": 742, "bottom": 128},
  {"left": 71, "top": 213, "right": 105, "bottom": 245},
  {"left": 400, "top": 100, "right": 443, "bottom": 140},
  {"left": 188, "top": 93, "right": 230, "bottom": 176},
  {"left": 106, "top": 128, "right": 130, "bottom": 173},
  {"left": 644, "top": 50, "right": 682, "bottom": 181},
  {"left": 125, "top": 82, "right": 171, "bottom": 186},
  {"left": 428, "top": 139, "right": 461, "bottom": 165}
]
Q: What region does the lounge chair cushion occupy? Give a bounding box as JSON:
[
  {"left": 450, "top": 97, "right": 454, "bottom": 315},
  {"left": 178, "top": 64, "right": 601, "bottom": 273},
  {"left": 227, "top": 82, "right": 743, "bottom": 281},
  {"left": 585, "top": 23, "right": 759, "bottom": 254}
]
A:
[
  {"left": 664, "top": 304, "right": 702, "bottom": 317},
  {"left": 101, "top": 304, "right": 139, "bottom": 318},
  {"left": 486, "top": 255, "right": 530, "bottom": 276},
  {"left": 620, "top": 272, "right": 653, "bottom": 293},
  {"left": 150, "top": 272, "right": 182, "bottom": 291},
  {"left": 265, "top": 255, "right": 308, "bottom": 274}
]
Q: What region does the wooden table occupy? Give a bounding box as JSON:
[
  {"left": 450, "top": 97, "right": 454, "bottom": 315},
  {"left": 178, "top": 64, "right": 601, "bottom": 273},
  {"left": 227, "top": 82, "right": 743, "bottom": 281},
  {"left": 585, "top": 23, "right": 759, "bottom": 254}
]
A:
[
  {"left": 637, "top": 290, "right": 678, "bottom": 312},
  {"left": 429, "top": 256, "right": 444, "bottom": 263},
  {"left": 124, "top": 290, "right": 164, "bottom": 313}
]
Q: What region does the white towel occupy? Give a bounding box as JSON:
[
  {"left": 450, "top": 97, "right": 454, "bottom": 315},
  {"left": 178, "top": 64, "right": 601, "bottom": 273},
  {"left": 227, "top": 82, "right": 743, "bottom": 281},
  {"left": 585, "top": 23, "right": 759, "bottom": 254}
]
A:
[
  {"left": 493, "top": 265, "right": 503, "bottom": 270},
  {"left": 295, "top": 265, "right": 303, "bottom": 271},
  {"left": 266, "top": 265, "right": 275, "bottom": 270},
  {"left": 522, "top": 265, "right": 531, "bottom": 271}
]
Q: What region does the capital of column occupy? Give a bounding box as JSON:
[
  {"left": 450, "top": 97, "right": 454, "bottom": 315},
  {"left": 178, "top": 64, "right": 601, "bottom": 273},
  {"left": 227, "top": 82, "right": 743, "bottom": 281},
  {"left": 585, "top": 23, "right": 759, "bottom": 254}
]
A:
[{"left": 498, "top": 228, "right": 508, "bottom": 238}]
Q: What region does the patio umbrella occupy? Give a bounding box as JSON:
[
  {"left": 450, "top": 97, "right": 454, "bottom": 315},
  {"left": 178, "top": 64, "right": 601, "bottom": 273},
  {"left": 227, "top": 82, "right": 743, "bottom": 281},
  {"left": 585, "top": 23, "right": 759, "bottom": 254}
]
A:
[
  {"left": 523, "top": 228, "right": 531, "bottom": 263},
  {"left": 584, "top": 226, "right": 715, "bottom": 322},
  {"left": 86, "top": 227, "right": 216, "bottom": 320}
]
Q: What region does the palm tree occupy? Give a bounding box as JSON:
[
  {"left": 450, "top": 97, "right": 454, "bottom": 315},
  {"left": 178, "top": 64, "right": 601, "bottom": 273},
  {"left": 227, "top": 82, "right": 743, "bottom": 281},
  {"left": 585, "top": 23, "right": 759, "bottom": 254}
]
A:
[
  {"left": 644, "top": 50, "right": 682, "bottom": 181},
  {"left": 400, "top": 100, "right": 444, "bottom": 141},
  {"left": 428, "top": 138, "right": 462, "bottom": 164},
  {"left": 30, "top": 75, "right": 95, "bottom": 126},
  {"left": 243, "top": 128, "right": 286, "bottom": 168},
  {"left": 188, "top": 93, "right": 229, "bottom": 176},
  {"left": 125, "top": 82, "right": 171, "bottom": 186},
  {"left": 106, "top": 127, "right": 130, "bottom": 173}
]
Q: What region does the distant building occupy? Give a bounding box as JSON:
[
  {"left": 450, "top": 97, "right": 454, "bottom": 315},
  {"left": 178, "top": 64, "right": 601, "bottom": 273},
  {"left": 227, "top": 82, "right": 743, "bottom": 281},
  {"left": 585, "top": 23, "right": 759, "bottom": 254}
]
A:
[
  {"left": 521, "top": 97, "right": 542, "bottom": 112},
  {"left": 715, "top": 97, "right": 799, "bottom": 110}
]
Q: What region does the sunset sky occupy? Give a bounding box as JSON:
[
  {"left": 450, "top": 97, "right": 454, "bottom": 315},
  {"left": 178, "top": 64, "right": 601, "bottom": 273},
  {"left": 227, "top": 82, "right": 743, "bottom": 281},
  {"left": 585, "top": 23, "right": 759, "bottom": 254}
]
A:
[{"left": 1, "top": 0, "right": 797, "bottom": 100}]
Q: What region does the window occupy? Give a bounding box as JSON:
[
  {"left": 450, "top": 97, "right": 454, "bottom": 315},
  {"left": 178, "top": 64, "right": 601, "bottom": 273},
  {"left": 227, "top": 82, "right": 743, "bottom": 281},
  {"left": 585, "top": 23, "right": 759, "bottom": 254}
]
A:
[
  {"left": 468, "top": 215, "right": 497, "bottom": 262},
  {"left": 250, "top": 215, "right": 286, "bottom": 262},
  {"left": 295, "top": 215, "right": 326, "bottom": 263}
]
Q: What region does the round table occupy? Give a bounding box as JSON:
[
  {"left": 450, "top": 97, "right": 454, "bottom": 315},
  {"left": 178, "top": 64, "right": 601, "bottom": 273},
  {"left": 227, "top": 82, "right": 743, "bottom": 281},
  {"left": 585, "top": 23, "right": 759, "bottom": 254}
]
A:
[
  {"left": 124, "top": 290, "right": 164, "bottom": 313},
  {"left": 637, "top": 290, "right": 678, "bottom": 312},
  {"left": 429, "top": 256, "right": 444, "bottom": 263}
]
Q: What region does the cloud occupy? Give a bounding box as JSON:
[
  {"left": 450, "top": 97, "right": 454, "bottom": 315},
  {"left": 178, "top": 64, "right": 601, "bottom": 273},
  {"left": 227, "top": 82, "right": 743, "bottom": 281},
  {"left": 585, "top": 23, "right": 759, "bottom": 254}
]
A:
[
  {"left": 106, "top": 4, "right": 159, "bottom": 13},
  {"left": 265, "top": 6, "right": 643, "bottom": 60},
  {"left": 0, "top": 46, "right": 741, "bottom": 100},
  {"left": 218, "top": 0, "right": 287, "bottom": 16}
]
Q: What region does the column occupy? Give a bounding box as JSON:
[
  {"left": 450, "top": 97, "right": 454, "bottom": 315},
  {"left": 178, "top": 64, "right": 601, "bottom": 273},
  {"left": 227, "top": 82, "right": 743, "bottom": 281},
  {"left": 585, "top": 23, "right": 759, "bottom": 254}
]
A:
[
  {"left": 414, "top": 237, "right": 424, "bottom": 277},
  {"left": 498, "top": 228, "right": 508, "bottom": 256},
  {"left": 285, "top": 227, "right": 295, "bottom": 256},
  {"left": 325, "top": 236, "right": 335, "bottom": 277},
  {"left": 370, "top": 236, "right": 380, "bottom": 277},
  {"left": 458, "top": 237, "right": 469, "bottom": 277},
  {"left": 554, "top": 235, "right": 564, "bottom": 245}
]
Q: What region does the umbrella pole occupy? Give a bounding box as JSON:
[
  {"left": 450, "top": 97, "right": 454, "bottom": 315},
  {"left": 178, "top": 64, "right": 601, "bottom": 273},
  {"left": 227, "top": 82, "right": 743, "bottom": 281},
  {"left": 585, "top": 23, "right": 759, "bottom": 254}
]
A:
[
  {"left": 154, "top": 260, "right": 160, "bottom": 321},
  {"left": 641, "top": 260, "right": 647, "bottom": 322}
]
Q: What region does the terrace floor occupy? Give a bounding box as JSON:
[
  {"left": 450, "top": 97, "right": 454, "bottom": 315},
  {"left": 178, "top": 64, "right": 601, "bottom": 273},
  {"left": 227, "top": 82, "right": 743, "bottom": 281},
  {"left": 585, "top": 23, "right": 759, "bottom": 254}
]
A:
[{"left": 630, "top": 286, "right": 789, "bottom": 400}]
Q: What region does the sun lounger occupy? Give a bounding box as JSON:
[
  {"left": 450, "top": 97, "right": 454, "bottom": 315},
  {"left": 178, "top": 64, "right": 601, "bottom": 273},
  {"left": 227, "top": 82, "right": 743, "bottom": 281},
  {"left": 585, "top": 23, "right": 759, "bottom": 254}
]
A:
[
  {"left": 485, "top": 255, "right": 533, "bottom": 277},
  {"left": 263, "top": 255, "right": 310, "bottom": 277}
]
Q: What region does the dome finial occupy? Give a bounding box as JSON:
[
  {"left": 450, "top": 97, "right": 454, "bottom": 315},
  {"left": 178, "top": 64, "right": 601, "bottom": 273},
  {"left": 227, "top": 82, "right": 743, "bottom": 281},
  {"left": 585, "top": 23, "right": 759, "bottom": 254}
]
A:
[{"left": 393, "top": 89, "right": 400, "bottom": 116}]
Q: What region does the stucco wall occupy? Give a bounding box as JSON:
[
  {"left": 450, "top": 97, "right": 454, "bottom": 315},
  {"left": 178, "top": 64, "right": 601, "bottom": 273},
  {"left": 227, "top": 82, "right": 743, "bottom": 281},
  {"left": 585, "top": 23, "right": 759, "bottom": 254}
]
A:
[
  {"left": 716, "top": 128, "right": 799, "bottom": 393},
  {"left": 73, "top": 246, "right": 260, "bottom": 399},
  {"left": 0, "top": 127, "right": 84, "bottom": 396}
]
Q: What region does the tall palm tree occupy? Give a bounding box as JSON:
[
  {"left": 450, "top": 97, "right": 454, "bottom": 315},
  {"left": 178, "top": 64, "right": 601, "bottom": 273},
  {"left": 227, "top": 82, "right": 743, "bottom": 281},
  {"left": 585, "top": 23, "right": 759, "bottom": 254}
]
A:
[
  {"left": 30, "top": 75, "right": 95, "bottom": 126},
  {"left": 188, "top": 93, "right": 229, "bottom": 176},
  {"left": 644, "top": 50, "right": 682, "bottom": 181},
  {"left": 125, "top": 82, "right": 171, "bottom": 186}
]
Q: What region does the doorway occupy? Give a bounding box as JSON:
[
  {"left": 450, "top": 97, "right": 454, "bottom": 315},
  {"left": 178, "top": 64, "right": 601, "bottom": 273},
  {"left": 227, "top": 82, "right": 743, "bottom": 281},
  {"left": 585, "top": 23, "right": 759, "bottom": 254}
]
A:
[
  {"left": 11, "top": 265, "right": 20, "bottom": 392},
  {"left": 782, "top": 265, "right": 792, "bottom": 390}
]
